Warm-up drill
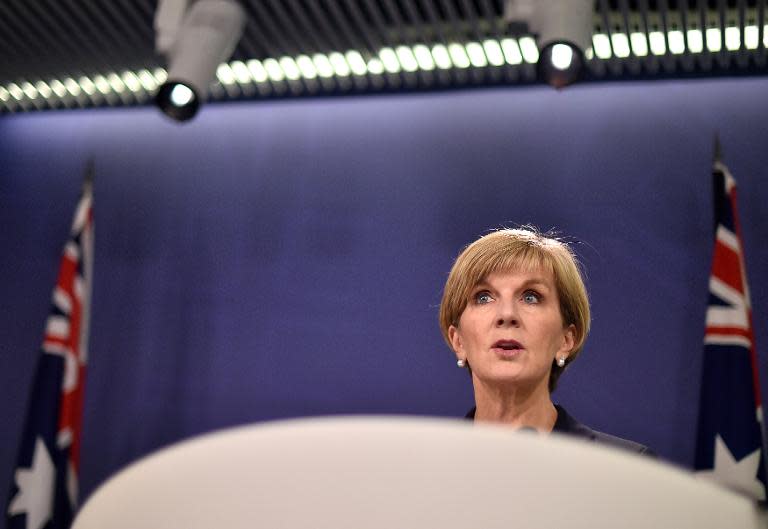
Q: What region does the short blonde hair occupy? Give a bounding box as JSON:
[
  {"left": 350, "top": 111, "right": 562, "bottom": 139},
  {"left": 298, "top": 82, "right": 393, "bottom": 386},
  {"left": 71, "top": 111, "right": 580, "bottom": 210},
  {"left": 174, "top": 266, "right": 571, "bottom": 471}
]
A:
[{"left": 438, "top": 227, "right": 590, "bottom": 392}]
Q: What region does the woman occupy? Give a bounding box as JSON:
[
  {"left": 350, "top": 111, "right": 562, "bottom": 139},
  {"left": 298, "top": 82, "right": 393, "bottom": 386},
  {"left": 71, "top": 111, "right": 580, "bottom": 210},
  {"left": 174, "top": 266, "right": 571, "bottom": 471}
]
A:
[{"left": 439, "top": 227, "right": 652, "bottom": 454}]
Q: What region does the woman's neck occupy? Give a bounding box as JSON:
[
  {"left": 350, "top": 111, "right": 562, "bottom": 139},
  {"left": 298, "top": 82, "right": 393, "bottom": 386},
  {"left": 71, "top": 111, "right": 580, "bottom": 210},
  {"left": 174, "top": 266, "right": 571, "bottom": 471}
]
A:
[{"left": 472, "top": 379, "right": 557, "bottom": 433}]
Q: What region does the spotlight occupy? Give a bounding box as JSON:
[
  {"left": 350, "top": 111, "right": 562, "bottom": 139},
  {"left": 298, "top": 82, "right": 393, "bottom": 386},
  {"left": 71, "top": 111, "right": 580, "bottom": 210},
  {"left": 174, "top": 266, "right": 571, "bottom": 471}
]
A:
[
  {"left": 154, "top": 0, "right": 246, "bottom": 122},
  {"left": 155, "top": 81, "right": 199, "bottom": 121},
  {"left": 505, "top": 0, "right": 593, "bottom": 88},
  {"left": 537, "top": 41, "right": 586, "bottom": 89}
]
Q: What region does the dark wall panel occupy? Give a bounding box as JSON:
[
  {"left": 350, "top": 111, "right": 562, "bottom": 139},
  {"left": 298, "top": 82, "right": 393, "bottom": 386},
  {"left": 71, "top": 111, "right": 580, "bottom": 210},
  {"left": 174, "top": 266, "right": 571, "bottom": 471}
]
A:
[{"left": 1, "top": 77, "right": 767, "bottom": 503}]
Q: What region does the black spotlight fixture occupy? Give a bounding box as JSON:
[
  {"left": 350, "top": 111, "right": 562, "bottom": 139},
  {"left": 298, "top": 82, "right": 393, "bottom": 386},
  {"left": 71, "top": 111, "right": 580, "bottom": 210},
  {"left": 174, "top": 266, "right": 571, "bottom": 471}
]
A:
[
  {"left": 504, "top": 0, "right": 593, "bottom": 89},
  {"left": 536, "top": 41, "right": 587, "bottom": 89},
  {"left": 153, "top": 0, "right": 246, "bottom": 122},
  {"left": 155, "top": 81, "right": 200, "bottom": 122}
]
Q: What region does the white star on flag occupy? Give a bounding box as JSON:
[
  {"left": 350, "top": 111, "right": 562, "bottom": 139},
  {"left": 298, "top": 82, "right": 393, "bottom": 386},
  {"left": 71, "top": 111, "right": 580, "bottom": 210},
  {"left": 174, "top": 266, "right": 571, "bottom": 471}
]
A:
[
  {"left": 695, "top": 434, "right": 765, "bottom": 501},
  {"left": 7, "top": 437, "right": 55, "bottom": 529}
]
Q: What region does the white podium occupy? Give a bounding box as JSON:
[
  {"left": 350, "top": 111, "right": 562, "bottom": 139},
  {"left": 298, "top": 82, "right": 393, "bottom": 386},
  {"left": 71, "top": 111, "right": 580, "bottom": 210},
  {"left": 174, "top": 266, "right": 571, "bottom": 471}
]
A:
[{"left": 72, "top": 417, "right": 765, "bottom": 529}]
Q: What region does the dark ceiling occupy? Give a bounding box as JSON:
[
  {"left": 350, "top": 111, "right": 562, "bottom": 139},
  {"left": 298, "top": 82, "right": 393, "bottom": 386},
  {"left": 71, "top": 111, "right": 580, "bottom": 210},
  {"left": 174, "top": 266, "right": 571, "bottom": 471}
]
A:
[{"left": 0, "top": 0, "right": 766, "bottom": 112}]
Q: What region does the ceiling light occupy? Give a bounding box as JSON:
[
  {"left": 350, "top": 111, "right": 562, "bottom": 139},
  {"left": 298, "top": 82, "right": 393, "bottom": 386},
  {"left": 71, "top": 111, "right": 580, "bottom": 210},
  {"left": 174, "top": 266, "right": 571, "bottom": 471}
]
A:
[
  {"left": 592, "top": 34, "right": 612, "bottom": 59},
  {"left": 611, "top": 33, "right": 630, "bottom": 58},
  {"left": 506, "top": 0, "right": 592, "bottom": 88},
  {"left": 517, "top": 37, "right": 539, "bottom": 63},
  {"left": 482, "top": 40, "right": 505, "bottom": 66},
  {"left": 500, "top": 39, "right": 523, "bottom": 64},
  {"left": 744, "top": 26, "right": 759, "bottom": 50},
  {"left": 279, "top": 57, "right": 301, "bottom": 80},
  {"left": 121, "top": 72, "right": 142, "bottom": 92},
  {"left": 668, "top": 31, "right": 685, "bottom": 54},
  {"left": 448, "top": 43, "right": 470, "bottom": 68},
  {"left": 247, "top": 60, "right": 269, "bottom": 82},
  {"left": 35, "top": 81, "right": 53, "bottom": 98},
  {"left": 413, "top": 45, "right": 435, "bottom": 71},
  {"left": 725, "top": 27, "right": 740, "bottom": 50},
  {"left": 431, "top": 45, "right": 452, "bottom": 69},
  {"left": 345, "top": 51, "right": 367, "bottom": 76},
  {"left": 154, "top": 0, "right": 246, "bottom": 122},
  {"left": 629, "top": 33, "right": 648, "bottom": 56},
  {"left": 312, "top": 55, "right": 334, "bottom": 78},
  {"left": 649, "top": 32, "right": 666, "bottom": 55},
  {"left": 329, "top": 53, "right": 351, "bottom": 76},
  {"left": 706, "top": 28, "right": 722, "bottom": 52},
  {"left": 50, "top": 80, "right": 68, "bottom": 98},
  {"left": 396, "top": 46, "right": 418, "bottom": 72},
  {"left": 296, "top": 56, "right": 318, "bottom": 79},
  {"left": 263, "top": 59, "right": 285, "bottom": 82},
  {"left": 686, "top": 30, "right": 703, "bottom": 53},
  {"left": 379, "top": 48, "right": 401, "bottom": 73},
  {"left": 466, "top": 42, "right": 488, "bottom": 67},
  {"left": 366, "top": 58, "right": 384, "bottom": 75},
  {"left": 64, "top": 78, "right": 82, "bottom": 97}
]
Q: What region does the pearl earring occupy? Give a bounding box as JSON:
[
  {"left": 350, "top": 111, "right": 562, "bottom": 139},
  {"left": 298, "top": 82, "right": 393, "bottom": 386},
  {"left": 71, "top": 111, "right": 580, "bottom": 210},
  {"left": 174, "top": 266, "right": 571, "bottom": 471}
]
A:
[
  {"left": 557, "top": 357, "right": 566, "bottom": 367},
  {"left": 457, "top": 359, "right": 466, "bottom": 368}
]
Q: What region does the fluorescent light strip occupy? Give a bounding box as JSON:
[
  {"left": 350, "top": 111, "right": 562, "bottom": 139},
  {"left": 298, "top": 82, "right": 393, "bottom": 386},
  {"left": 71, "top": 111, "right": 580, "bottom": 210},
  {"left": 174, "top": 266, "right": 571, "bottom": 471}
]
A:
[
  {"left": 706, "top": 28, "right": 723, "bottom": 52},
  {"left": 329, "top": 53, "right": 351, "bottom": 76},
  {"left": 217, "top": 63, "right": 237, "bottom": 85},
  {"left": 345, "top": 51, "right": 367, "bottom": 76},
  {"left": 611, "top": 33, "right": 630, "bottom": 58},
  {"left": 296, "top": 56, "right": 318, "bottom": 79},
  {"left": 687, "top": 30, "right": 704, "bottom": 53},
  {"left": 280, "top": 57, "right": 301, "bottom": 80},
  {"left": 413, "top": 44, "right": 435, "bottom": 71},
  {"left": 592, "top": 34, "right": 612, "bottom": 59},
  {"left": 466, "top": 42, "right": 488, "bottom": 67},
  {"left": 3, "top": 30, "right": 767, "bottom": 110},
  {"left": 630, "top": 32, "right": 648, "bottom": 56},
  {"left": 448, "top": 43, "right": 470, "bottom": 68},
  {"left": 725, "top": 27, "right": 740, "bottom": 51},
  {"left": 744, "top": 26, "right": 759, "bottom": 50},
  {"left": 500, "top": 39, "right": 522, "bottom": 65},
  {"left": 230, "top": 61, "right": 252, "bottom": 84},
  {"left": 518, "top": 37, "right": 539, "bottom": 63},
  {"left": 668, "top": 31, "right": 685, "bottom": 54},
  {"left": 482, "top": 40, "right": 504, "bottom": 66},
  {"left": 379, "top": 47, "right": 401, "bottom": 73},
  {"left": 396, "top": 46, "right": 419, "bottom": 72},
  {"left": 431, "top": 44, "right": 453, "bottom": 69}
]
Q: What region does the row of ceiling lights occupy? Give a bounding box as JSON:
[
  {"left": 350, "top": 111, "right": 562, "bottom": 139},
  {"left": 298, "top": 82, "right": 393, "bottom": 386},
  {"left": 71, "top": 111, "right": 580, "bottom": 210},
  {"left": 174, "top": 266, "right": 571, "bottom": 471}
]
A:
[{"left": 2, "top": 25, "right": 766, "bottom": 114}]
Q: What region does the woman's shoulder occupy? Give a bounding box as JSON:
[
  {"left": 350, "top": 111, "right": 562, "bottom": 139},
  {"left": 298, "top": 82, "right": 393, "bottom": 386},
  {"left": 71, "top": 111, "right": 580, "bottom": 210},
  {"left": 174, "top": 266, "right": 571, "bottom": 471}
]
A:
[{"left": 553, "top": 405, "right": 655, "bottom": 456}]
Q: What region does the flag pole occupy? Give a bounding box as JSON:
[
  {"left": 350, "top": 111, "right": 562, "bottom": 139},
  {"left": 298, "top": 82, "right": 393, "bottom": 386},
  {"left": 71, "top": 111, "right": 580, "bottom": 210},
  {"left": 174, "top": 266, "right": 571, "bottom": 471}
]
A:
[
  {"left": 82, "top": 158, "right": 95, "bottom": 193},
  {"left": 713, "top": 133, "right": 722, "bottom": 164}
]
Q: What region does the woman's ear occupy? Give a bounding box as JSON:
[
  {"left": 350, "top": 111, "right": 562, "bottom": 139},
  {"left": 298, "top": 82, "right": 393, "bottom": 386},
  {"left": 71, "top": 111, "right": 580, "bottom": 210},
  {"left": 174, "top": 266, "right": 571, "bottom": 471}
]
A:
[
  {"left": 560, "top": 324, "right": 576, "bottom": 355},
  {"left": 448, "top": 325, "right": 463, "bottom": 355}
]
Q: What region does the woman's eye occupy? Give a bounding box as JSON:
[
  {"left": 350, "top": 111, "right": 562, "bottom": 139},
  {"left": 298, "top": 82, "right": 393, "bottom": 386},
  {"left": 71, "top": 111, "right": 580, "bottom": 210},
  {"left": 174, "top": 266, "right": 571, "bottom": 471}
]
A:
[
  {"left": 474, "top": 291, "right": 493, "bottom": 304},
  {"left": 522, "top": 290, "right": 541, "bottom": 304}
]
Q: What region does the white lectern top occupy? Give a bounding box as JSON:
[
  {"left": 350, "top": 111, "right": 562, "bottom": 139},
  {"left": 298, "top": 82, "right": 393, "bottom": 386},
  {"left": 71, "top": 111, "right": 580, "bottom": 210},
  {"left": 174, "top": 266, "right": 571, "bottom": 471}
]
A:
[{"left": 72, "top": 416, "right": 764, "bottom": 529}]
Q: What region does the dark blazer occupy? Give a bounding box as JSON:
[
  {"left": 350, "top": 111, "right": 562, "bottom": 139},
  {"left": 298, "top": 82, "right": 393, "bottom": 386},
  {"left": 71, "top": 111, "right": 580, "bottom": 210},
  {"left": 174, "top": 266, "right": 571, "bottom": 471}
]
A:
[{"left": 465, "top": 404, "right": 654, "bottom": 456}]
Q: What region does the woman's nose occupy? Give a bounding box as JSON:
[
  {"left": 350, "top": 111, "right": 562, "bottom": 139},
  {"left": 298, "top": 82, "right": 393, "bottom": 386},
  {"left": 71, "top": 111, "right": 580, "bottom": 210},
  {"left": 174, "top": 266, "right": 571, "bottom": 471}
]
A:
[{"left": 495, "top": 299, "right": 519, "bottom": 327}]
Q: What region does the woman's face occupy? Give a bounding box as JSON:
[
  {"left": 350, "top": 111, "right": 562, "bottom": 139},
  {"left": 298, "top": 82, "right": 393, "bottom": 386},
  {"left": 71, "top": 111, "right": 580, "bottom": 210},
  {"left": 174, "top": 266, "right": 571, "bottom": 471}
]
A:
[{"left": 448, "top": 267, "right": 575, "bottom": 393}]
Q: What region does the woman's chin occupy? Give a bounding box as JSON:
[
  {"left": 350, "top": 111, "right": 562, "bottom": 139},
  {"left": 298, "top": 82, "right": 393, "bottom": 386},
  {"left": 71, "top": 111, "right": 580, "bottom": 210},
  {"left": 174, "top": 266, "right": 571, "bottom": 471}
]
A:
[{"left": 472, "top": 367, "right": 543, "bottom": 389}]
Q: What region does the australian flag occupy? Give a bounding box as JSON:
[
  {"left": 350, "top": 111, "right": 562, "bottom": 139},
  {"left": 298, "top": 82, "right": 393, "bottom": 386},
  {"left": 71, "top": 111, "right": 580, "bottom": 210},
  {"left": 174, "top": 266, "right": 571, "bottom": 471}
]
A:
[
  {"left": 5, "top": 172, "right": 94, "bottom": 529},
  {"left": 694, "top": 154, "right": 767, "bottom": 501}
]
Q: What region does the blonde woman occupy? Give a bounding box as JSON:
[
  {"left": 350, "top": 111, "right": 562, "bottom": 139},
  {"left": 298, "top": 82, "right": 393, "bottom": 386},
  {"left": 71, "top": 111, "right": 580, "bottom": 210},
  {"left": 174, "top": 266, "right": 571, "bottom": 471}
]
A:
[{"left": 440, "top": 227, "right": 651, "bottom": 454}]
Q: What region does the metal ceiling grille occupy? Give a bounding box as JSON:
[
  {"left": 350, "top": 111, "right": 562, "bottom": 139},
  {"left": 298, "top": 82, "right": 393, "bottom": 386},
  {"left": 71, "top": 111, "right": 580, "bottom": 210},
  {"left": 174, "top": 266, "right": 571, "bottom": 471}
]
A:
[{"left": 1, "top": 0, "right": 766, "bottom": 112}]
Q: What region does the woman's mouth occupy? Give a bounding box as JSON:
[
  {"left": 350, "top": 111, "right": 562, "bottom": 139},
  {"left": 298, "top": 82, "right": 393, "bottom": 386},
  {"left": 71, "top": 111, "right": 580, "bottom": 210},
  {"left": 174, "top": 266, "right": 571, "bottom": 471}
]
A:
[{"left": 491, "top": 340, "right": 524, "bottom": 358}]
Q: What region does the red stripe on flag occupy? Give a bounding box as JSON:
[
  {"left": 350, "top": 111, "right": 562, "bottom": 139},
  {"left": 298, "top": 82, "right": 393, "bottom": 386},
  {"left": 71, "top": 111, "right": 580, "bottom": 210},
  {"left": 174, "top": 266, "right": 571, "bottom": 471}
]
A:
[
  {"left": 705, "top": 326, "right": 752, "bottom": 339},
  {"left": 710, "top": 240, "right": 745, "bottom": 294}
]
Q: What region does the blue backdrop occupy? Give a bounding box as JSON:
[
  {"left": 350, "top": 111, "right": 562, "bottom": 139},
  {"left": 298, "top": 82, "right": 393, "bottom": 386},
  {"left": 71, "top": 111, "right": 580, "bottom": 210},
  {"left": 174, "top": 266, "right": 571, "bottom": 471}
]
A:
[{"left": 1, "top": 77, "right": 767, "bottom": 505}]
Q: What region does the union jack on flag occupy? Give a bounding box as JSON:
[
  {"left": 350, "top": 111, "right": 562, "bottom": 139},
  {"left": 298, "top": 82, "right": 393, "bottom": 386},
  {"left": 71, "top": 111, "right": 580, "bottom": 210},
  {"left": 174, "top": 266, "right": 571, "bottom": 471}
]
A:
[
  {"left": 694, "top": 155, "right": 767, "bottom": 501},
  {"left": 6, "top": 172, "right": 94, "bottom": 529}
]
